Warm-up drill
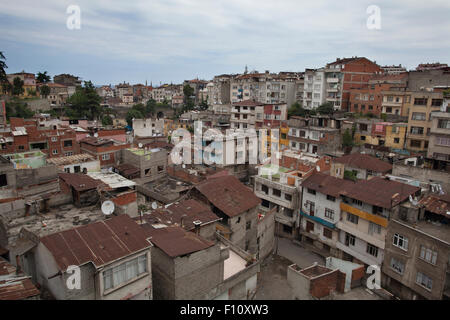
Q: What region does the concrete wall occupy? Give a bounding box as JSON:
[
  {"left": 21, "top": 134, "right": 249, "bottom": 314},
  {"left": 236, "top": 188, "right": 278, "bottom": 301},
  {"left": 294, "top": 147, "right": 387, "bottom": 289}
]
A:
[
  {"left": 392, "top": 163, "right": 450, "bottom": 193},
  {"left": 325, "top": 256, "right": 364, "bottom": 292},
  {"left": 287, "top": 264, "right": 311, "bottom": 300},
  {"left": 121, "top": 148, "right": 167, "bottom": 181},
  {"left": 228, "top": 207, "right": 258, "bottom": 254},
  {"left": 257, "top": 209, "right": 275, "bottom": 260}
]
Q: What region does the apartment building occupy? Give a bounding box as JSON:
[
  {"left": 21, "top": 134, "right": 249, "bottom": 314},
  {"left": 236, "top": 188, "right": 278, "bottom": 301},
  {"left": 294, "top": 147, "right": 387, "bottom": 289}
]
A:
[
  {"left": 381, "top": 65, "right": 407, "bottom": 75},
  {"left": 0, "top": 117, "right": 79, "bottom": 158},
  {"left": 230, "top": 100, "right": 264, "bottom": 130},
  {"left": 427, "top": 111, "right": 450, "bottom": 170},
  {"left": 79, "top": 136, "right": 130, "bottom": 168},
  {"left": 209, "top": 74, "right": 232, "bottom": 105},
  {"left": 406, "top": 91, "right": 443, "bottom": 153},
  {"left": 300, "top": 173, "right": 356, "bottom": 256},
  {"left": 114, "top": 83, "right": 132, "bottom": 99},
  {"left": 353, "top": 120, "right": 408, "bottom": 150},
  {"left": 132, "top": 118, "right": 164, "bottom": 137},
  {"left": 191, "top": 174, "right": 261, "bottom": 254},
  {"left": 325, "top": 57, "right": 382, "bottom": 111},
  {"left": 336, "top": 177, "right": 420, "bottom": 267},
  {"left": 287, "top": 116, "right": 342, "bottom": 156},
  {"left": 303, "top": 69, "right": 326, "bottom": 109},
  {"left": 382, "top": 193, "right": 450, "bottom": 300}
]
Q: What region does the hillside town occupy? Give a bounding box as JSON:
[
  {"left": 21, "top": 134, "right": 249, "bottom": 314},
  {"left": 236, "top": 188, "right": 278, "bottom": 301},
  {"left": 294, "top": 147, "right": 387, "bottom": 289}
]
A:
[{"left": 0, "top": 53, "right": 449, "bottom": 301}]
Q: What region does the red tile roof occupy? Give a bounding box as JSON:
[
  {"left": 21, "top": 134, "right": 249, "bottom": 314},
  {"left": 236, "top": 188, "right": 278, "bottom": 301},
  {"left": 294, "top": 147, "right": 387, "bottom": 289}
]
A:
[
  {"left": 333, "top": 153, "right": 392, "bottom": 173},
  {"left": 194, "top": 175, "right": 260, "bottom": 217},
  {"left": 40, "top": 215, "right": 151, "bottom": 271}
]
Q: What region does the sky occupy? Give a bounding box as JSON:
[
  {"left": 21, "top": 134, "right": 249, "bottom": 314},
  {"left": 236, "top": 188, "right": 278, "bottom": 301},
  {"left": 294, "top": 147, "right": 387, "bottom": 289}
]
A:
[{"left": 1, "top": 0, "right": 449, "bottom": 86}]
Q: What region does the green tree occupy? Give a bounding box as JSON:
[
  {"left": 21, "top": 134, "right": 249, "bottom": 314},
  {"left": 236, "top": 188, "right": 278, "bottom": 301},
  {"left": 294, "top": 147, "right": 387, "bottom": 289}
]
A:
[
  {"left": 39, "top": 85, "right": 50, "bottom": 98},
  {"left": 66, "top": 80, "right": 102, "bottom": 120},
  {"left": 199, "top": 98, "right": 208, "bottom": 111},
  {"left": 12, "top": 77, "right": 24, "bottom": 96},
  {"left": 5, "top": 98, "right": 34, "bottom": 119},
  {"left": 126, "top": 109, "right": 144, "bottom": 127},
  {"left": 0, "top": 51, "right": 8, "bottom": 94},
  {"left": 316, "top": 102, "right": 334, "bottom": 115},
  {"left": 36, "top": 71, "right": 51, "bottom": 84},
  {"left": 342, "top": 128, "right": 353, "bottom": 147},
  {"left": 102, "top": 114, "right": 113, "bottom": 126},
  {"left": 146, "top": 98, "right": 157, "bottom": 116},
  {"left": 183, "top": 84, "right": 195, "bottom": 111},
  {"left": 288, "top": 102, "right": 307, "bottom": 117}
]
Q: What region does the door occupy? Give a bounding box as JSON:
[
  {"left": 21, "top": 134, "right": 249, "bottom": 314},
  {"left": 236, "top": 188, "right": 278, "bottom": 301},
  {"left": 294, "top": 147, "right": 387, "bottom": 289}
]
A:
[
  {"left": 306, "top": 221, "right": 314, "bottom": 233},
  {"left": 309, "top": 202, "right": 315, "bottom": 216}
]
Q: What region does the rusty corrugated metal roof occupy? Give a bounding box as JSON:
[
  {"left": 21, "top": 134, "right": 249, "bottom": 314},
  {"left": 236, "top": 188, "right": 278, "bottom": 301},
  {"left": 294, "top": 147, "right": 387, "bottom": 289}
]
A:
[
  {"left": 419, "top": 194, "right": 450, "bottom": 217},
  {"left": 40, "top": 214, "right": 151, "bottom": 271},
  {"left": 59, "top": 173, "right": 103, "bottom": 191},
  {"left": 334, "top": 153, "right": 392, "bottom": 173},
  {"left": 141, "top": 225, "right": 214, "bottom": 258},
  {"left": 195, "top": 175, "right": 260, "bottom": 217},
  {"left": 0, "top": 259, "right": 40, "bottom": 300}
]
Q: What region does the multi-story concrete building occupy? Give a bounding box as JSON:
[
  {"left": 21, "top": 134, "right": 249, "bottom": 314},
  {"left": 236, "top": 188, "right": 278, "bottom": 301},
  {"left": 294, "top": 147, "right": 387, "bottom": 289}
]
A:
[
  {"left": 336, "top": 177, "right": 420, "bottom": 267},
  {"left": 120, "top": 147, "right": 167, "bottom": 182},
  {"left": 303, "top": 69, "right": 326, "bottom": 109},
  {"left": 382, "top": 193, "right": 450, "bottom": 300},
  {"left": 210, "top": 74, "right": 232, "bottom": 105},
  {"left": 381, "top": 64, "right": 407, "bottom": 75},
  {"left": 192, "top": 174, "right": 261, "bottom": 255},
  {"left": 79, "top": 136, "right": 130, "bottom": 169},
  {"left": 427, "top": 111, "right": 450, "bottom": 171},
  {"left": 132, "top": 118, "right": 164, "bottom": 138},
  {"left": 406, "top": 91, "right": 443, "bottom": 153},
  {"left": 300, "top": 173, "right": 356, "bottom": 256},
  {"left": 287, "top": 116, "right": 342, "bottom": 156},
  {"left": 353, "top": 120, "right": 408, "bottom": 150}
]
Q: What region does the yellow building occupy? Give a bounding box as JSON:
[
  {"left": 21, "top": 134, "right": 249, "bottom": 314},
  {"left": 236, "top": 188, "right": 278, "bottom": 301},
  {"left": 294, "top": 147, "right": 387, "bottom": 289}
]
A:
[
  {"left": 406, "top": 91, "right": 443, "bottom": 152},
  {"left": 354, "top": 120, "right": 407, "bottom": 149},
  {"left": 6, "top": 72, "right": 37, "bottom": 97},
  {"left": 280, "top": 121, "right": 289, "bottom": 150}
]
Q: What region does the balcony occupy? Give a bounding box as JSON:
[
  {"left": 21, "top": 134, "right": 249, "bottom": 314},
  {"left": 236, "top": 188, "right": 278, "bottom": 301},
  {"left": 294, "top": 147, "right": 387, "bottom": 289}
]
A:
[
  {"left": 340, "top": 203, "right": 388, "bottom": 228},
  {"left": 299, "top": 210, "right": 336, "bottom": 229},
  {"left": 327, "top": 77, "right": 340, "bottom": 83}
]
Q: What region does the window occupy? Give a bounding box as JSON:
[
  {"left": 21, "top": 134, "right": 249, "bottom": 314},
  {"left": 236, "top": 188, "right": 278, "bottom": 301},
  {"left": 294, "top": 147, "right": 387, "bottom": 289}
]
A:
[
  {"left": 372, "top": 205, "right": 383, "bottom": 215},
  {"left": 323, "top": 228, "right": 332, "bottom": 239},
  {"left": 393, "top": 233, "right": 408, "bottom": 251},
  {"left": 285, "top": 194, "right": 292, "bottom": 201},
  {"left": 368, "top": 222, "right": 381, "bottom": 235},
  {"left": 157, "top": 165, "right": 164, "bottom": 173},
  {"left": 273, "top": 189, "right": 281, "bottom": 197},
  {"left": 261, "top": 184, "right": 269, "bottom": 194},
  {"left": 416, "top": 272, "right": 433, "bottom": 290},
  {"left": 0, "top": 174, "right": 7, "bottom": 187},
  {"left": 394, "top": 138, "right": 400, "bottom": 144},
  {"left": 419, "top": 246, "right": 437, "bottom": 265},
  {"left": 347, "top": 213, "right": 359, "bottom": 224},
  {"left": 64, "top": 140, "right": 73, "bottom": 147},
  {"left": 102, "top": 154, "right": 110, "bottom": 161},
  {"left": 345, "top": 233, "right": 355, "bottom": 246},
  {"left": 431, "top": 99, "right": 443, "bottom": 106},
  {"left": 352, "top": 198, "right": 362, "bottom": 206},
  {"left": 103, "top": 255, "right": 147, "bottom": 291},
  {"left": 52, "top": 149, "right": 58, "bottom": 155},
  {"left": 65, "top": 151, "right": 73, "bottom": 156},
  {"left": 359, "top": 124, "right": 368, "bottom": 131},
  {"left": 51, "top": 137, "right": 57, "bottom": 142},
  {"left": 390, "top": 257, "right": 405, "bottom": 274},
  {"left": 411, "top": 112, "right": 426, "bottom": 121},
  {"left": 283, "top": 225, "right": 293, "bottom": 234},
  {"left": 410, "top": 127, "right": 424, "bottom": 135},
  {"left": 436, "top": 137, "right": 450, "bottom": 147},
  {"left": 326, "top": 195, "right": 336, "bottom": 202},
  {"left": 361, "top": 135, "right": 366, "bottom": 141},
  {"left": 307, "top": 188, "right": 316, "bottom": 195},
  {"left": 437, "top": 119, "right": 450, "bottom": 129},
  {"left": 414, "top": 98, "right": 427, "bottom": 105},
  {"left": 324, "top": 208, "right": 334, "bottom": 220},
  {"left": 366, "top": 244, "right": 378, "bottom": 257},
  {"left": 410, "top": 140, "right": 421, "bottom": 148}
]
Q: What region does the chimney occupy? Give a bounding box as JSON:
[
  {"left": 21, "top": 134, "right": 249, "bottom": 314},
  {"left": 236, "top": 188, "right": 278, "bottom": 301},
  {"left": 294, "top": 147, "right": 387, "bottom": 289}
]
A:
[{"left": 193, "top": 220, "right": 202, "bottom": 235}]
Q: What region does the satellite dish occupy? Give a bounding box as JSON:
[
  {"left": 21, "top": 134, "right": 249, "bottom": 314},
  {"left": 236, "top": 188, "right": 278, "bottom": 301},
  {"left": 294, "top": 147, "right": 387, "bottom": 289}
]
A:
[
  {"left": 316, "top": 165, "right": 320, "bottom": 172},
  {"left": 138, "top": 143, "right": 143, "bottom": 148},
  {"left": 101, "top": 201, "right": 115, "bottom": 216},
  {"left": 94, "top": 133, "right": 98, "bottom": 137},
  {"left": 182, "top": 164, "right": 186, "bottom": 169},
  {"left": 151, "top": 202, "right": 158, "bottom": 210}
]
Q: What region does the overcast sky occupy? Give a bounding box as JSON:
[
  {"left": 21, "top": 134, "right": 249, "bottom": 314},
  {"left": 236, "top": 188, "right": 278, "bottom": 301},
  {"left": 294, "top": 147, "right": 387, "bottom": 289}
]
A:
[{"left": 1, "top": 0, "right": 449, "bottom": 86}]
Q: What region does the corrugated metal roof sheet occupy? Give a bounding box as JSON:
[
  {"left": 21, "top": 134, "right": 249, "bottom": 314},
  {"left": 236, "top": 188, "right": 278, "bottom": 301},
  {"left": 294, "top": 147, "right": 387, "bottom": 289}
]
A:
[
  {"left": 40, "top": 215, "right": 151, "bottom": 271},
  {"left": 59, "top": 173, "right": 102, "bottom": 191},
  {"left": 141, "top": 225, "right": 214, "bottom": 258},
  {"left": 0, "top": 259, "right": 40, "bottom": 300},
  {"left": 334, "top": 153, "right": 393, "bottom": 173},
  {"left": 195, "top": 175, "right": 260, "bottom": 217}
]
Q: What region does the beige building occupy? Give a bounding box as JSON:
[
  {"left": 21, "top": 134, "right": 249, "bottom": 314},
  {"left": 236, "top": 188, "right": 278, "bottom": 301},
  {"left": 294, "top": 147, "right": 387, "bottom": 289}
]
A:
[
  {"left": 406, "top": 91, "right": 443, "bottom": 153},
  {"left": 427, "top": 111, "right": 450, "bottom": 170}
]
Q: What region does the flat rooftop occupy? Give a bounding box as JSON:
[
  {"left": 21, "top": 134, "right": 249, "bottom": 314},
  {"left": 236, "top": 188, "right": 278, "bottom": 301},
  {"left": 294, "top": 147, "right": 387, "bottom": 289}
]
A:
[{"left": 222, "top": 244, "right": 247, "bottom": 280}]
